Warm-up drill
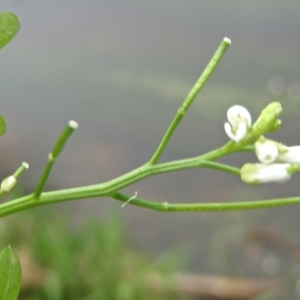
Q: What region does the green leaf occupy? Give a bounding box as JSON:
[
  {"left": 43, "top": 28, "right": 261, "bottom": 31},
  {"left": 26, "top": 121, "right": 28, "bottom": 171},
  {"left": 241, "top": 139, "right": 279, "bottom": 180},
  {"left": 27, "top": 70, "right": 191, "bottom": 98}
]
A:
[
  {"left": 0, "top": 116, "right": 7, "bottom": 137},
  {"left": 0, "top": 246, "right": 22, "bottom": 300},
  {"left": 0, "top": 12, "right": 20, "bottom": 49}
]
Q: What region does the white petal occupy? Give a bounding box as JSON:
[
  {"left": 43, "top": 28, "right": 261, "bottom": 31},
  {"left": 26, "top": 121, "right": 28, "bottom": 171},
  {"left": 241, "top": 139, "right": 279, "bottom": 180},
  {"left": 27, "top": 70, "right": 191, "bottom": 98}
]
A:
[
  {"left": 233, "top": 121, "right": 248, "bottom": 142},
  {"left": 241, "top": 163, "right": 291, "bottom": 184},
  {"left": 256, "top": 164, "right": 291, "bottom": 183},
  {"left": 224, "top": 121, "right": 248, "bottom": 142},
  {"left": 255, "top": 140, "right": 278, "bottom": 164},
  {"left": 276, "top": 146, "right": 300, "bottom": 164},
  {"left": 224, "top": 122, "right": 235, "bottom": 140},
  {"left": 227, "top": 105, "right": 252, "bottom": 127}
]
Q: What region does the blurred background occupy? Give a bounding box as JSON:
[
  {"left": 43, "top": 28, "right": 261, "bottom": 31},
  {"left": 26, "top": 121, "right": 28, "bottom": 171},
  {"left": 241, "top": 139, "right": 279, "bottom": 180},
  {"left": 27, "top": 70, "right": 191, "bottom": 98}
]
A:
[{"left": 1, "top": 0, "right": 300, "bottom": 298}]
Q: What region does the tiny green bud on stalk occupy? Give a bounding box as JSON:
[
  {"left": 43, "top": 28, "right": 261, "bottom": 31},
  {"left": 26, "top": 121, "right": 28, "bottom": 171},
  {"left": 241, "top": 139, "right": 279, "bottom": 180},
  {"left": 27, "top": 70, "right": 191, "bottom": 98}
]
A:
[
  {"left": 252, "top": 102, "right": 282, "bottom": 136},
  {"left": 1, "top": 176, "right": 17, "bottom": 192},
  {"left": 0, "top": 162, "right": 29, "bottom": 193},
  {"left": 34, "top": 120, "right": 79, "bottom": 199},
  {"left": 51, "top": 120, "right": 78, "bottom": 160}
]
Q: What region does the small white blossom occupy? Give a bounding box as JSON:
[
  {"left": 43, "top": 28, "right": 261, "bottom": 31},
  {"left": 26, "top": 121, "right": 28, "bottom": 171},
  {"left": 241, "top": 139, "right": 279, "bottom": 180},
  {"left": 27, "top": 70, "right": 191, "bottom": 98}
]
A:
[
  {"left": 255, "top": 139, "right": 278, "bottom": 164},
  {"left": 224, "top": 105, "right": 251, "bottom": 142},
  {"left": 241, "top": 163, "right": 291, "bottom": 184},
  {"left": 276, "top": 146, "right": 300, "bottom": 164}
]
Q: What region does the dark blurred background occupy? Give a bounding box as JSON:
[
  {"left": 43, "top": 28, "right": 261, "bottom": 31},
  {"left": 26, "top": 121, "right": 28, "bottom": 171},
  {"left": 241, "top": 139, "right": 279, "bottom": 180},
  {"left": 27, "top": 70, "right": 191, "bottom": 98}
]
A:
[{"left": 1, "top": 0, "right": 300, "bottom": 297}]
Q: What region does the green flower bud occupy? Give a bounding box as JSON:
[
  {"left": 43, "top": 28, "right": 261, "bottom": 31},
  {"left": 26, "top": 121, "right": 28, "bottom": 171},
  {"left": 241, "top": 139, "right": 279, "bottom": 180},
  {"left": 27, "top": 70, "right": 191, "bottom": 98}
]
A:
[{"left": 252, "top": 102, "right": 282, "bottom": 136}]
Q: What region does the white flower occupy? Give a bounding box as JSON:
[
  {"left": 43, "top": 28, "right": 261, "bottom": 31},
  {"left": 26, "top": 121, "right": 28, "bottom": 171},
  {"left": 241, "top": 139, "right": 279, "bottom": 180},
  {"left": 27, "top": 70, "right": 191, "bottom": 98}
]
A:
[
  {"left": 254, "top": 137, "right": 300, "bottom": 165},
  {"left": 241, "top": 163, "right": 291, "bottom": 184},
  {"left": 276, "top": 146, "right": 300, "bottom": 164},
  {"left": 224, "top": 105, "right": 251, "bottom": 142},
  {"left": 254, "top": 138, "right": 278, "bottom": 164}
]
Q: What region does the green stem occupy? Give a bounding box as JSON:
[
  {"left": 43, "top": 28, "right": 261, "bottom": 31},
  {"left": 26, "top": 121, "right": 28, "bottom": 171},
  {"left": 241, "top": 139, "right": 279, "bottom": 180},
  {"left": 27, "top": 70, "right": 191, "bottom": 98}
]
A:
[
  {"left": 13, "top": 162, "right": 29, "bottom": 179},
  {"left": 112, "top": 192, "right": 300, "bottom": 212},
  {"left": 38, "top": 143, "right": 237, "bottom": 201},
  {"left": 149, "top": 37, "right": 231, "bottom": 165},
  {"left": 0, "top": 140, "right": 297, "bottom": 216},
  {"left": 2, "top": 184, "right": 300, "bottom": 217},
  {"left": 34, "top": 120, "right": 78, "bottom": 199},
  {"left": 0, "top": 144, "right": 238, "bottom": 216}
]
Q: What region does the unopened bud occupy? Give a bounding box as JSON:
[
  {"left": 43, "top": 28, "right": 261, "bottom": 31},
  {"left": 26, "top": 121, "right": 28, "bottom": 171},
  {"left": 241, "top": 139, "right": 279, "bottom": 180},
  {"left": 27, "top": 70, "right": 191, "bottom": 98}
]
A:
[
  {"left": 1, "top": 176, "right": 17, "bottom": 192},
  {"left": 241, "top": 163, "right": 291, "bottom": 184},
  {"left": 252, "top": 102, "right": 282, "bottom": 136}
]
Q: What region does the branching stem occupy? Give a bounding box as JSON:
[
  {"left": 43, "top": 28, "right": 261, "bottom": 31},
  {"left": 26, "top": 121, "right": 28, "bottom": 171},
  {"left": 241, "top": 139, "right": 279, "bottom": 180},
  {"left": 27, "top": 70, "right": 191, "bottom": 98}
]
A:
[
  {"left": 1, "top": 37, "right": 298, "bottom": 218},
  {"left": 149, "top": 37, "right": 231, "bottom": 165}
]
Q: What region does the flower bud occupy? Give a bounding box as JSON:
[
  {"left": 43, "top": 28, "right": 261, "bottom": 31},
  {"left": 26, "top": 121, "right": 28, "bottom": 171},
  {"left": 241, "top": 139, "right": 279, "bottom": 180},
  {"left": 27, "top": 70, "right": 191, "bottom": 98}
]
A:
[
  {"left": 1, "top": 176, "right": 17, "bottom": 192},
  {"left": 276, "top": 145, "right": 300, "bottom": 164},
  {"left": 241, "top": 163, "right": 291, "bottom": 184},
  {"left": 252, "top": 102, "right": 282, "bottom": 136},
  {"left": 254, "top": 136, "right": 278, "bottom": 164}
]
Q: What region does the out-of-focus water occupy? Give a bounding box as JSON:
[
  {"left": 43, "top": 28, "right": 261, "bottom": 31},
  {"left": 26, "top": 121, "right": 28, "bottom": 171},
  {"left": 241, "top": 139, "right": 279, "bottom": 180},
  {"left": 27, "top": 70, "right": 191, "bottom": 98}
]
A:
[{"left": 1, "top": 1, "right": 300, "bottom": 296}]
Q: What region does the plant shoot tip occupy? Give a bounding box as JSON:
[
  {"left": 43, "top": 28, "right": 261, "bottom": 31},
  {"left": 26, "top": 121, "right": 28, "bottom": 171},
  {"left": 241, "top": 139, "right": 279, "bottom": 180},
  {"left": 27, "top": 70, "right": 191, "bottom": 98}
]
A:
[
  {"left": 22, "top": 162, "right": 29, "bottom": 169},
  {"left": 223, "top": 37, "right": 231, "bottom": 44},
  {"left": 69, "top": 120, "right": 78, "bottom": 129}
]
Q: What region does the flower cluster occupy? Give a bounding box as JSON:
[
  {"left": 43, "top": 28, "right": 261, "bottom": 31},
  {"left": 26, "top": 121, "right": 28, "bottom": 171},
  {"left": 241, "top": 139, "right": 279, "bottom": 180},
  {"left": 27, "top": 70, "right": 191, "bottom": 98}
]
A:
[
  {"left": 224, "top": 102, "right": 282, "bottom": 144},
  {"left": 224, "top": 102, "right": 300, "bottom": 184}
]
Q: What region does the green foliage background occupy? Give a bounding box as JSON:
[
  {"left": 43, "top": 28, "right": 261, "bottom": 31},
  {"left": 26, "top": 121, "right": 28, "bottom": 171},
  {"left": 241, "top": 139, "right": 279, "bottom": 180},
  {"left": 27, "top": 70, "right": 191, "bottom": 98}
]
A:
[{"left": 0, "top": 212, "right": 183, "bottom": 300}]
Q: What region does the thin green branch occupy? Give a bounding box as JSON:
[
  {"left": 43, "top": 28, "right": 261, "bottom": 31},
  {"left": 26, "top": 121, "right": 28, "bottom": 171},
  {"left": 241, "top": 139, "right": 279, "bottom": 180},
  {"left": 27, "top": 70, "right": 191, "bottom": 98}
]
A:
[
  {"left": 0, "top": 142, "right": 295, "bottom": 217},
  {"left": 235, "top": 145, "right": 254, "bottom": 153},
  {"left": 13, "top": 162, "right": 29, "bottom": 179},
  {"left": 37, "top": 147, "right": 238, "bottom": 202},
  {"left": 0, "top": 138, "right": 247, "bottom": 217},
  {"left": 2, "top": 184, "right": 300, "bottom": 217},
  {"left": 34, "top": 120, "right": 78, "bottom": 199},
  {"left": 199, "top": 161, "right": 240, "bottom": 176},
  {"left": 149, "top": 37, "right": 231, "bottom": 165},
  {"left": 112, "top": 191, "right": 300, "bottom": 212}
]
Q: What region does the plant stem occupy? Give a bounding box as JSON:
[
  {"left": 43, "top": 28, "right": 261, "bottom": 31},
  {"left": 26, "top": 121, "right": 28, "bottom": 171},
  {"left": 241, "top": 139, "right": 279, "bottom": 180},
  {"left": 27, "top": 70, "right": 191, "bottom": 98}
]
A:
[
  {"left": 0, "top": 140, "right": 298, "bottom": 216},
  {"left": 13, "top": 162, "right": 29, "bottom": 179},
  {"left": 149, "top": 37, "right": 231, "bottom": 165},
  {"left": 34, "top": 120, "right": 78, "bottom": 199},
  {"left": 2, "top": 32, "right": 297, "bottom": 218},
  {"left": 112, "top": 192, "right": 300, "bottom": 212},
  {"left": 2, "top": 186, "right": 300, "bottom": 217},
  {"left": 0, "top": 142, "right": 239, "bottom": 216}
]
